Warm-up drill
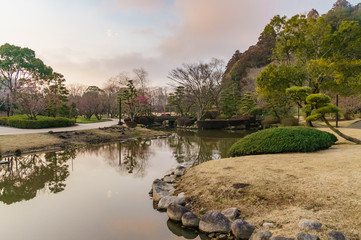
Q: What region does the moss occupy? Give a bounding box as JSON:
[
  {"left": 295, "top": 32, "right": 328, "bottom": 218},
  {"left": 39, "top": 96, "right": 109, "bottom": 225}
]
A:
[{"left": 228, "top": 127, "right": 337, "bottom": 157}]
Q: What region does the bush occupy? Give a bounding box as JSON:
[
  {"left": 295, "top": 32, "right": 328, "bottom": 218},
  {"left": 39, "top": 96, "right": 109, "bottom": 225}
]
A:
[
  {"left": 228, "top": 127, "right": 337, "bottom": 157},
  {"left": 125, "top": 121, "right": 137, "bottom": 128},
  {"left": 4, "top": 115, "right": 76, "bottom": 129},
  {"left": 281, "top": 116, "right": 299, "bottom": 126},
  {"left": 203, "top": 110, "right": 219, "bottom": 120},
  {"left": 261, "top": 115, "right": 280, "bottom": 128},
  {"left": 177, "top": 117, "right": 194, "bottom": 127},
  {"left": 216, "top": 114, "right": 228, "bottom": 119},
  {"left": 0, "top": 117, "right": 8, "bottom": 126},
  {"left": 134, "top": 116, "right": 155, "bottom": 125}
]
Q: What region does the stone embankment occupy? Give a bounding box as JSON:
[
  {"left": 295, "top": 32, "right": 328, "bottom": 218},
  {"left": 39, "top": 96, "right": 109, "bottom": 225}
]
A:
[{"left": 150, "top": 166, "right": 346, "bottom": 240}]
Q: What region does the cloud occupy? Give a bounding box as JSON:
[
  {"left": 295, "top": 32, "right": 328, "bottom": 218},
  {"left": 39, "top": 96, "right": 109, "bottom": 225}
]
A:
[{"left": 108, "top": 0, "right": 169, "bottom": 12}]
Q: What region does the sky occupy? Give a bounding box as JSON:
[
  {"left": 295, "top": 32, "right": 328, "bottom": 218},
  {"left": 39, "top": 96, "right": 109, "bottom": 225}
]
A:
[{"left": 0, "top": 0, "right": 360, "bottom": 87}]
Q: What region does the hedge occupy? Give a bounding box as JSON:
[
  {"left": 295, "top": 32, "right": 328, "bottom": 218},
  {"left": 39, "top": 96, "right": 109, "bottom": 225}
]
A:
[
  {"left": 228, "top": 126, "right": 337, "bottom": 157},
  {"left": 0, "top": 115, "right": 76, "bottom": 129},
  {"left": 197, "top": 117, "right": 254, "bottom": 129}
]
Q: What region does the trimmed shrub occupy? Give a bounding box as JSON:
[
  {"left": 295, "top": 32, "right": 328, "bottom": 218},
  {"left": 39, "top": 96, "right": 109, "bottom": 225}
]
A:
[
  {"left": 125, "top": 121, "right": 137, "bottom": 128},
  {"left": 228, "top": 127, "right": 337, "bottom": 157},
  {"left": 0, "top": 117, "right": 8, "bottom": 126},
  {"left": 203, "top": 110, "right": 219, "bottom": 120},
  {"left": 134, "top": 116, "right": 155, "bottom": 126},
  {"left": 281, "top": 116, "right": 299, "bottom": 126},
  {"left": 261, "top": 115, "right": 280, "bottom": 128},
  {"left": 4, "top": 115, "right": 76, "bottom": 129},
  {"left": 177, "top": 117, "right": 194, "bottom": 127}
]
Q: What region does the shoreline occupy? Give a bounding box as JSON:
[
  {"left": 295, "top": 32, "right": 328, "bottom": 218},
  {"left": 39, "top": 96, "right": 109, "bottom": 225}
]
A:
[
  {"left": 172, "top": 127, "right": 361, "bottom": 239},
  {"left": 0, "top": 125, "right": 170, "bottom": 157}
]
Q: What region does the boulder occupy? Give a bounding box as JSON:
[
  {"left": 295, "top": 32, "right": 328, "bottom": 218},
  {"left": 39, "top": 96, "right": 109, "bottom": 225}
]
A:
[
  {"left": 296, "top": 233, "right": 320, "bottom": 240},
  {"left": 174, "top": 166, "right": 187, "bottom": 176},
  {"left": 182, "top": 212, "right": 200, "bottom": 228},
  {"left": 158, "top": 193, "right": 186, "bottom": 209},
  {"left": 298, "top": 219, "right": 322, "bottom": 231},
  {"left": 163, "top": 175, "right": 177, "bottom": 183},
  {"left": 271, "top": 237, "right": 294, "bottom": 240},
  {"left": 250, "top": 230, "right": 272, "bottom": 240},
  {"left": 327, "top": 231, "right": 346, "bottom": 240},
  {"left": 231, "top": 219, "right": 255, "bottom": 240},
  {"left": 221, "top": 207, "right": 240, "bottom": 221},
  {"left": 199, "top": 210, "right": 231, "bottom": 233},
  {"left": 152, "top": 179, "right": 175, "bottom": 202},
  {"left": 167, "top": 203, "right": 190, "bottom": 221}
]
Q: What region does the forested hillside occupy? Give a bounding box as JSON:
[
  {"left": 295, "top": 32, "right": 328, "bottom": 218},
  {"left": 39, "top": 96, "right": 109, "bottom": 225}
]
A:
[{"left": 222, "top": 0, "right": 361, "bottom": 120}]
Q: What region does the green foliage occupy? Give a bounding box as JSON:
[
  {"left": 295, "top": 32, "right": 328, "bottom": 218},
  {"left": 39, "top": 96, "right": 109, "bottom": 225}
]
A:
[
  {"left": 239, "top": 92, "right": 256, "bottom": 115},
  {"left": 0, "top": 117, "right": 8, "bottom": 126},
  {"left": 1, "top": 115, "right": 75, "bottom": 129},
  {"left": 228, "top": 127, "right": 337, "bottom": 156},
  {"left": 281, "top": 116, "right": 299, "bottom": 126},
  {"left": 305, "top": 93, "right": 340, "bottom": 121}
]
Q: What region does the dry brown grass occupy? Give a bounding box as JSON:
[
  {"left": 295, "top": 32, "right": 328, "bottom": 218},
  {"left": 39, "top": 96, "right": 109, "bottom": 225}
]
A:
[
  {"left": 177, "top": 128, "right": 361, "bottom": 239},
  {"left": 0, "top": 127, "right": 168, "bottom": 155},
  {"left": 0, "top": 133, "right": 63, "bottom": 153}
]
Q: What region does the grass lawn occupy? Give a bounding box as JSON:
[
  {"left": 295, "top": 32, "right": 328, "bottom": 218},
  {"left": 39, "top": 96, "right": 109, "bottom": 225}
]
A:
[{"left": 75, "top": 116, "right": 112, "bottom": 124}]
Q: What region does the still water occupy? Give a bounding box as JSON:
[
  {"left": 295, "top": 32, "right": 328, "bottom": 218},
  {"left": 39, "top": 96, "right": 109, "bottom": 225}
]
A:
[{"left": 0, "top": 130, "right": 249, "bottom": 240}]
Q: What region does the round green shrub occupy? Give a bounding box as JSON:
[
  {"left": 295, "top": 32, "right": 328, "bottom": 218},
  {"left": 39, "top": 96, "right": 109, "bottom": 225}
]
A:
[{"left": 228, "top": 127, "right": 337, "bottom": 157}]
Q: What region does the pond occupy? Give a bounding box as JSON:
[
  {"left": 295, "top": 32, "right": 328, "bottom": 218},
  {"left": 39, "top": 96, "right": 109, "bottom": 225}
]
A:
[{"left": 0, "top": 130, "right": 250, "bottom": 240}]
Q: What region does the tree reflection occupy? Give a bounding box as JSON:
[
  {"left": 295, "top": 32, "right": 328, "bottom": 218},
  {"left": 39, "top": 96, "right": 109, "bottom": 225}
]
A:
[
  {"left": 79, "top": 139, "right": 154, "bottom": 178},
  {"left": 0, "top": 148, "right": 75, "bottom": 204},
  {"left": 168, "top": 130, "right": 250, "bottom": 166}
]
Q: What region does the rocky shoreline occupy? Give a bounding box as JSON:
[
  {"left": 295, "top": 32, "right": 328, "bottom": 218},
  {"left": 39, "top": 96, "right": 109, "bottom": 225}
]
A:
[{"left": 150, "top": 166, "right": 347, "bottom": 240}]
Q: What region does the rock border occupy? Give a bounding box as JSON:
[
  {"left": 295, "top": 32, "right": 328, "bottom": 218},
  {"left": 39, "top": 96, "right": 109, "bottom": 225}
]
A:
[{"left": 150, "top": 166, "right": 347, "bottom": 240}]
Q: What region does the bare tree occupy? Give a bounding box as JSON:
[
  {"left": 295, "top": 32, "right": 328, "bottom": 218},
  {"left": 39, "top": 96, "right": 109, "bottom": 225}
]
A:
[
  {"left": 133, "top": 68, "right": 149, "bottom": 96},
  {"left": 168, "top": 58, "right": 225, "bottom": 120}
]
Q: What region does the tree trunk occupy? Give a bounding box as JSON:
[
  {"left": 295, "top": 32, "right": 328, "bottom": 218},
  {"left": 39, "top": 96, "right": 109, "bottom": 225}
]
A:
[{"left": 322, "top": 117, "right": 361, "bottom": 144}]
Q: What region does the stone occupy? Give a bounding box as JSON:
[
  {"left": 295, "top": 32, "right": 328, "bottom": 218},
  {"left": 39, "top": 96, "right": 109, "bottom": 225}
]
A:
[
  {"left": 250, "top": 230, "right": 273, "bottom": 240},
  {"left": 298, "top": 219, "right": 322, "bottom": 231},
  {"left": 199, "top": 210, "right": 231, "bottom": 233},
  {"left": 158, "top": 193, "right": 186, "bottom": 209},
  {"left": 271, "top": 237, "right": 294, "bottom": 240},
  {"left": 327, "top": 231, "right": 346, "bottom": 240},
  {"left": 296, "top": 233, "right": 320, "bottom": 240},
  {"left": 152, "top": 179, "right": 175, "bottom": 202},
  {"left": 182, "top": 212, "right": 200, "bottom": 228},
  {"left": 174, "top": 166, "right": 187, "bottom": 176},
  {"left": 163, "top": 175, "right": 177, "bottom": 183},
  {"left": 221, "top": 207, "right": 240, "bottom": 221},
  {"left": 231, "top": 219, "right": 255, "bottom": 240},
  {"left": 218, "top": 234, "right": 228, "bottom": 240},
  {"left": 263, "top": 222, "right": 275, "bottom": 228},
  {"left": 167, "top": 203, "right": 190, "bottom": 221}
]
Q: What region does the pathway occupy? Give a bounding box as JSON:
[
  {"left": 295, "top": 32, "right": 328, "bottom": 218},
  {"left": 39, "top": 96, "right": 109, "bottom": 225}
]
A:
[{"left": 0, "top": 119, "right": 119, "bottom": 136}]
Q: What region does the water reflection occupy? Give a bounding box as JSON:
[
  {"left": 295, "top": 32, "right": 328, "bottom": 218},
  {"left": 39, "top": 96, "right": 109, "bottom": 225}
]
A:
[
  {"left": 0, "top": 148, "right": 75, "bottom": 204},
  {"left": 0, "top": 130, "right": 248, "bottom": 205},
  {"left": 168, "top": 130, "right": 250, "bottom": 166}
]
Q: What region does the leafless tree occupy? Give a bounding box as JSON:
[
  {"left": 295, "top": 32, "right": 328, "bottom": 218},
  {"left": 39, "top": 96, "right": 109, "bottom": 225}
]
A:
[{"left": 168, "top": 58, "right": 225, "bottom": 120}]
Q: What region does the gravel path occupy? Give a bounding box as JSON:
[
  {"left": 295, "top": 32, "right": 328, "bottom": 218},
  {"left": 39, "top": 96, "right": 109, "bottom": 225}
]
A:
[{"left": 0, "top": 119, "right": 119, "bottom": 136}]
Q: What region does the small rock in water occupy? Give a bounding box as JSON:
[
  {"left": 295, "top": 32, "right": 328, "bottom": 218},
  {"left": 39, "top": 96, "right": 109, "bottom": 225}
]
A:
[
  {"left": 217, "top": 234, "right": 228, "bottom": 240},
  {"left": 231, "top": 219, "right": 255, "bottom": 240},
  {"left": 327, "top": 231, "right": 346, "bottom": 240},
  {"left": 263, "top": 222, "right": 275, "bottom": 228},
  {"left": 167, "top": 203, "right": 190, "bottom": 221},
  {"left": 182, "top": 212, "right": 200, "bottom": 228},
  {"left": 250, "top": 230, "right": 272, "bottom": 240},
  {"left": 298, "top": 219, "right": 322, "bottom": 231},
  {"left": 296, "top": 233, "right": 320, "bottom": 240},
  {"left": 199, "top": 210, "right": 231, "bottom": 233},
  {"left": 158, "top": 193, "right": 186, "bottom": 209},
  {"left": 221, "top": 207, "right": 240, "bottom": 221}
]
